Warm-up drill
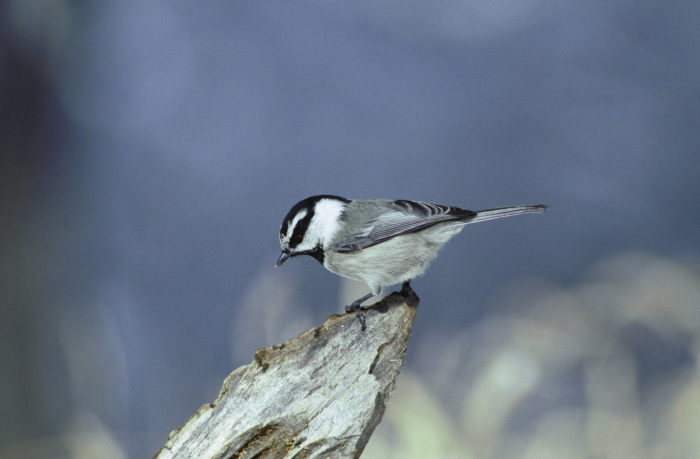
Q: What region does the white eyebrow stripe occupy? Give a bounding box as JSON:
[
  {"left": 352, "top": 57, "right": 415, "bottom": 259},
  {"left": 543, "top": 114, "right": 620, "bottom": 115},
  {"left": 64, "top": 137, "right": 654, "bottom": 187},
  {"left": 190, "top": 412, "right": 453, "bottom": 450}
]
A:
[{"left": 287, "top": 209, "right": 308, "bottom": 237}]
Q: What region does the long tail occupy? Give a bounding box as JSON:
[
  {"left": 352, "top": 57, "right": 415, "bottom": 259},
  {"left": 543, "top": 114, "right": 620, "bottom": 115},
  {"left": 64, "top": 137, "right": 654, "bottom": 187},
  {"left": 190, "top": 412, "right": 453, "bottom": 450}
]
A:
[{"left": 469, "top": 204, "right": 548, "bottom": 224}]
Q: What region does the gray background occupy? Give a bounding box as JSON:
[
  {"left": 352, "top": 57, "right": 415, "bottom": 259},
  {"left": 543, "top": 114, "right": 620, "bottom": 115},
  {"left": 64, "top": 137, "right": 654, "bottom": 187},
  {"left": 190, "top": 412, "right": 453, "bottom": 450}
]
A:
[{"left": 3, "top": 1, "right": 699, "bottom": 457}]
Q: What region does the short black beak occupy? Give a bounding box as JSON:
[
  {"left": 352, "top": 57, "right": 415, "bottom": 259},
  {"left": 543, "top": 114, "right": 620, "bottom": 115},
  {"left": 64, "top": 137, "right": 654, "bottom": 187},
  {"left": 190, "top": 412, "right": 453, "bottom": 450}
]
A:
[{"left": 275, "top": 251, "right": 290, "bottom": 267}]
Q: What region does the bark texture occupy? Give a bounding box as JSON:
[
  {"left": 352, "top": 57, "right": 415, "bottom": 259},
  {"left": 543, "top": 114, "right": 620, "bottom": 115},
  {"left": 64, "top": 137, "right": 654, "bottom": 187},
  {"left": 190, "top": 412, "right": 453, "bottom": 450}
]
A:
[{"left": 154, "top": 284, "right": 419, "bottom": 459}]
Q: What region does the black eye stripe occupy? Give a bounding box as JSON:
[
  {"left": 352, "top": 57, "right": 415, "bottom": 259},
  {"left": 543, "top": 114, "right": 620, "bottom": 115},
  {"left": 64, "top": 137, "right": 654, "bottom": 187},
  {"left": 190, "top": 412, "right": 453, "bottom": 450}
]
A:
[
  {"left": 280, "top": 195, "right": 350, "bottom": 247},
  {"left": 289, "top": 208, "right": 314, "bottom": 248}
]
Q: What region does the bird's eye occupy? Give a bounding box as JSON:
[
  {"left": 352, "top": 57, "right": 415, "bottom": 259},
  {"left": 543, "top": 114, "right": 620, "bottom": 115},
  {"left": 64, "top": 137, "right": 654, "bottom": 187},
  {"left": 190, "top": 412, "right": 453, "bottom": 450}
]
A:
[{"left": 291, "top": 232, "right": 303, "bottom": 246}]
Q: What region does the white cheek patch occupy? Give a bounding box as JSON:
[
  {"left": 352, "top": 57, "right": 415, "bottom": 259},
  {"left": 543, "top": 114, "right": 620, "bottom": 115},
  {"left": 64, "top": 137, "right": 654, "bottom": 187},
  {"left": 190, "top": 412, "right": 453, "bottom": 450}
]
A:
[{"left": 313, "top": 199, "right": 345, "bottom": 244}]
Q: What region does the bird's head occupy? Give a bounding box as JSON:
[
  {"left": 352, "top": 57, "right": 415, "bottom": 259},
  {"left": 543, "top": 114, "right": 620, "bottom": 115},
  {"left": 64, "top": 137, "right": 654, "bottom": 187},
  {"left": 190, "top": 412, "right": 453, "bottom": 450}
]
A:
[{"left": 276, "top": 195, "right": 349, "bottom": 267}]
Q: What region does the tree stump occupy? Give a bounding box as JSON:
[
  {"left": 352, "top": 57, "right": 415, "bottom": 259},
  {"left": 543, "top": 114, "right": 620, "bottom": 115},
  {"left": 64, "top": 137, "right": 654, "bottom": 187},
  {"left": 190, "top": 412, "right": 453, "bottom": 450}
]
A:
[{"left": 154, "top": 283, "right": 419, "bottom": 459}]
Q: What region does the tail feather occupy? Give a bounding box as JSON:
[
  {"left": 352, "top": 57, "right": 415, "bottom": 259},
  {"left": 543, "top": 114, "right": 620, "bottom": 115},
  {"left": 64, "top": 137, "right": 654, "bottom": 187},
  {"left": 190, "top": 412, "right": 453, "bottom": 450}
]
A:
[{"left": 469, "top": 204, "right": 548, "bottom": 224}]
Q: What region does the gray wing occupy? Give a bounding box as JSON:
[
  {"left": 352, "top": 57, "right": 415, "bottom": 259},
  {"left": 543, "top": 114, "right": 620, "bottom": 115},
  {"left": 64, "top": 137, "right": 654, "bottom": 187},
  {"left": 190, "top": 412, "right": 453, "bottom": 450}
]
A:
[{"left": 333, "top": 200, "right": 476, "bottom": 253}]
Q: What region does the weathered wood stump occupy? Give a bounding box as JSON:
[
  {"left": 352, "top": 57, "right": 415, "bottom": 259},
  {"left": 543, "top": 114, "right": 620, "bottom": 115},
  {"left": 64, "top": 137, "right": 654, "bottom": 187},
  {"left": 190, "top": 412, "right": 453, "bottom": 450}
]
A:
[{"left": 154, "top": 283, "right": 419, "bottom": 459}]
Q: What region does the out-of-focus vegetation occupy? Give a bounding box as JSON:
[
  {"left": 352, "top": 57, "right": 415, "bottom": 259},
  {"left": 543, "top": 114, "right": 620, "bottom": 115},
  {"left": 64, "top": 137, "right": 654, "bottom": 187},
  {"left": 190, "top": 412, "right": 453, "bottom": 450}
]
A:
[
  {"left": 3, "top": 1, "right": 699, "bottom": 457},
  {"left": 2, "top": 246, "right": 698, "bottom": 458},
  {"left": 9, "top": 252, "right": 694, "bottom": 458},
  {"left": 365, "top": 253, "right": 700, "bottom": 458}
]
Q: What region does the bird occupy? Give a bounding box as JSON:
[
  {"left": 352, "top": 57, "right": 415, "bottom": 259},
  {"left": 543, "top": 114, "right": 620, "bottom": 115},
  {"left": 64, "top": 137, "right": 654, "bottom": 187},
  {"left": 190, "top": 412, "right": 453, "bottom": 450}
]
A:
[{"left": 275, "top": 195, "right": 547, "bottom": 330}]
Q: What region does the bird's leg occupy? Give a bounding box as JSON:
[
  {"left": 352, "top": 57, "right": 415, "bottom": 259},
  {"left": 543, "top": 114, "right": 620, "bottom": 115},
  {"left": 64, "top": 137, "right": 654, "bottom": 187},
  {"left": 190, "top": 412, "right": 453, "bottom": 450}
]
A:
[{"left": 345, "top": 292, "right": 373, "bottom": 331}]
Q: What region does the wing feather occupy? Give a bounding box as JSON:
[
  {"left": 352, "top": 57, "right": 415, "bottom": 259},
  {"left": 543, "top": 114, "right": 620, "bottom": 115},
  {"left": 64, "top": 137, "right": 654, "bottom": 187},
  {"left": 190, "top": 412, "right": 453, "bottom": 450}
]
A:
[{"left": 333, "top": 200, "right": 475, "bottom": 253}]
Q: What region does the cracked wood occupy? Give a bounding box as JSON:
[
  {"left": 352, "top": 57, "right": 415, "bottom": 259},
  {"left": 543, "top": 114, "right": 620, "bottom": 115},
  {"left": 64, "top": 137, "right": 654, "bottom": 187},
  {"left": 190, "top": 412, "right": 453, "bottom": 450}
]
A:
[{"left": 153, "top": 284, "right": 419, "bottom": 459}]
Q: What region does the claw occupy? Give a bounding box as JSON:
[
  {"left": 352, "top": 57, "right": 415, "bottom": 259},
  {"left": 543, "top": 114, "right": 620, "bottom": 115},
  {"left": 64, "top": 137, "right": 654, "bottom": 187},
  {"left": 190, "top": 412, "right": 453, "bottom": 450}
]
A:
[
  {"left": 345, "top": 292, "right": 373, "bottom": 331},
  {"left": 355, "top": 307, "right": 366, "bottom": 331},
  {"left": 345, "top": 301, "right": 367, "bottom": 331}
]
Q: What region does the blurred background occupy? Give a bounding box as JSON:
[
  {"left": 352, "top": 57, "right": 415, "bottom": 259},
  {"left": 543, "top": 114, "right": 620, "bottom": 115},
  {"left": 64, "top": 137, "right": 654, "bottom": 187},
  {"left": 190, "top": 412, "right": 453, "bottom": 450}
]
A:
[{"left": 2, "top": 1, "right": 699, "bottom": 457}]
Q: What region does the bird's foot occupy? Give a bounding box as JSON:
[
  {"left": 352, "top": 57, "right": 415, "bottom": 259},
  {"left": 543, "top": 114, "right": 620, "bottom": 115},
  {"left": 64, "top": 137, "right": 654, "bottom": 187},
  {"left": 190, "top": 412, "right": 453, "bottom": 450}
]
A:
[
  {"left": 345, "top": 302, "right": 366, "bottom": 331},
  {"left": 345, "top": 292, "right": 373, "bottom": 331}
]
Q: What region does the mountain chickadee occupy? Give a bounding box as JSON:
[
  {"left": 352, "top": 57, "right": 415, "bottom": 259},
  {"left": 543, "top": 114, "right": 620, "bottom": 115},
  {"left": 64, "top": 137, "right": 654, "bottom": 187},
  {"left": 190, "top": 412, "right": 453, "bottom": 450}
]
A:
[{"left": 276, "top": 195, "right": 547, "bottom": 330}]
